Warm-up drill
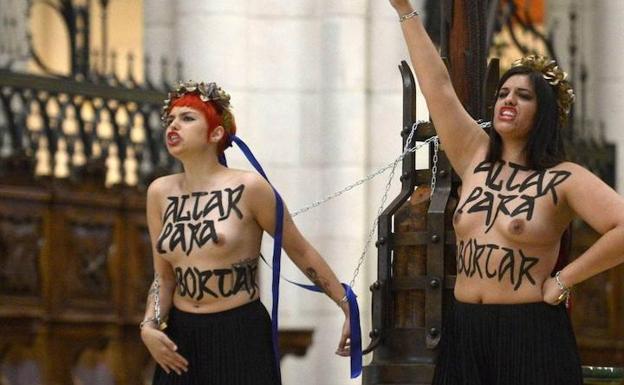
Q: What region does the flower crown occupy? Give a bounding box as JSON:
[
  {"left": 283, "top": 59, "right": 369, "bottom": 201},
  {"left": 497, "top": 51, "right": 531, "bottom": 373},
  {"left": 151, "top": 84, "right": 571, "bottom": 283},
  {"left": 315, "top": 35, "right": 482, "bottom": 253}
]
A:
[
  {"left": 511, "top": 55, "right": 575, "bottom": 126},
  {"left": 161, "top": 81, "right": 234, "bottom": 132}
]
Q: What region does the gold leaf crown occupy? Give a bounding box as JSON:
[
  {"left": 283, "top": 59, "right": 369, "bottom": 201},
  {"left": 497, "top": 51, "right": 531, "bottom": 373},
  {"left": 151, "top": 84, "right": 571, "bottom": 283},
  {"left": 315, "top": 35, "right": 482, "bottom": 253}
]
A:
[
  {"left": 161, "top": 81, "right": 234, "bottom": 132},
  {"left": 511, "top": 55, "right": 575, "bottom": 126}
]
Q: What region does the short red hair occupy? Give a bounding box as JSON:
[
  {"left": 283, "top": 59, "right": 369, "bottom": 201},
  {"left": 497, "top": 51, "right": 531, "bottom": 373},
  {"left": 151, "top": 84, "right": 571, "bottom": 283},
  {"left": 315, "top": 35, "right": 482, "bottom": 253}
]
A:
[{"left": 169, "top": 93, "right": 236, "bottom": 154}]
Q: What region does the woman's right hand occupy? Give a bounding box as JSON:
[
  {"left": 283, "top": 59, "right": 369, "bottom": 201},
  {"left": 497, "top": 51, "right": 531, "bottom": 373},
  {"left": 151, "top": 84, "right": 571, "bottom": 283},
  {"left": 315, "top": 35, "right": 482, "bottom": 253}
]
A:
[{"left": 141, "top": 327, "right": 189, "bottom": 375}]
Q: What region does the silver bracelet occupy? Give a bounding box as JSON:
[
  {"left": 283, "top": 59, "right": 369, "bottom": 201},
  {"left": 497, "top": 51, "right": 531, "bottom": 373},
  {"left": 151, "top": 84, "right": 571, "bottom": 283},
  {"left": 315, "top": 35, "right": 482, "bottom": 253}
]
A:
[
  {"left": 554, "top": 271, "right": 571, "bottom": 304},
  {"left": 555, "top": 271, "right": 570, "bottom": 292},
  {"left": 399, "top": 9, "right": 419, "bottom": 23},
  {"left": 337, "top": 295, "right": 348, "bottom": 305}
]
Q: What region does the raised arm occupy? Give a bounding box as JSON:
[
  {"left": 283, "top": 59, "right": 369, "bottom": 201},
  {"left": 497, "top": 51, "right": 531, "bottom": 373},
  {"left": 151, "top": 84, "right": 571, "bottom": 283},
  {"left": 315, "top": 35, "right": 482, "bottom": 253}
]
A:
[
  {"left": 247, "top": 174, "right": 351, "bottom": 356},
  {"left": 389, "top": 0, "right": 488, "bottom": 177},
  {"left": 543, "top": 163, "right": 624, "bottom": 304},
  {"left": 140, "top": 177, "right": 188, "bottom": 375}
]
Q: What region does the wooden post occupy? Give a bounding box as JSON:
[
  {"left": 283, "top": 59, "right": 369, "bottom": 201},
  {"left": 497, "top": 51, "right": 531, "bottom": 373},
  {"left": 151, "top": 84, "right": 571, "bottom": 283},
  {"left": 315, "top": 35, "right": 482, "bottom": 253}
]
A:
[{"left": 362, "top": 1, "right": 489, "bottom": 384}]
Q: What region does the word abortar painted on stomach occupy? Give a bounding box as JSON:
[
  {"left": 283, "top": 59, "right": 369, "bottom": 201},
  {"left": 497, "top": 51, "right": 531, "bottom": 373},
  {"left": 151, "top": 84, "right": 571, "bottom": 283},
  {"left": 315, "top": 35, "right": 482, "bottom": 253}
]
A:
[
  {"left": 457, "top": 238, "right": 538, "bottom": 291},
  {"left": 175, "top": 260, "right": 259, "bottom": 300}
]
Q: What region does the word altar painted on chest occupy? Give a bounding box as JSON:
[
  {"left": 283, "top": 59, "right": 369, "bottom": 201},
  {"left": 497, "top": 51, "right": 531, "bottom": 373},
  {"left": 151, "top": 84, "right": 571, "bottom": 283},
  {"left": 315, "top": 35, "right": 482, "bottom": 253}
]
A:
[
  {"left": 175, "top": 260, "right": 259, "bottom": 300},
  {"left": 157, "top": 185, "right": 245, "bottom": 256},
  {"left": 457, "top": 238, "right": 539, "bottom": 290},
  {"left": 457, "top": 161, "right": 571, "bottom": 232}
]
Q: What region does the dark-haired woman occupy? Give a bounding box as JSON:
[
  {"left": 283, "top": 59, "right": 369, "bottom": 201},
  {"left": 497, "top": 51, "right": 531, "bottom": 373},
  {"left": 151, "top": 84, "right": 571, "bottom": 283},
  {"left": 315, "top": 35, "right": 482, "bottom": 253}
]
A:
[{"left": 389, "top": 1, "right": 624, "bottom": 384}]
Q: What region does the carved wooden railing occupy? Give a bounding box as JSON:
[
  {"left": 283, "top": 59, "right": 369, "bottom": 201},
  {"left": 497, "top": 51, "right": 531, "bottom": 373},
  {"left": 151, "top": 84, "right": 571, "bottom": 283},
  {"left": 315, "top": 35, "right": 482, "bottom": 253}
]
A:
[
  {"left": 0, "top": 69, "right": 172, "bottom": 188},
  {"left": 0, "top": 176, "right": 155, "bottom": 384}
]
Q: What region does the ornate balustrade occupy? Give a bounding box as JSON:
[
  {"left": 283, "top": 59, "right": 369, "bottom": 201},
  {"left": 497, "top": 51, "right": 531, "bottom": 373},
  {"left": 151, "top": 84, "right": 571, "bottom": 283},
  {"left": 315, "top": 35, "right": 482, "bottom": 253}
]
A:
[{"left": 0, "top": 69, "right": 172, "bottom": 188}]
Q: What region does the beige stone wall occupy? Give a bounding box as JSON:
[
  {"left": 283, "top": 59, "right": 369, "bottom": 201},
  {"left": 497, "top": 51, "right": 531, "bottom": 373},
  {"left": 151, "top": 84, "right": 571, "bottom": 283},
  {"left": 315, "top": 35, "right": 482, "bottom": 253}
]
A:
[{"left": 548, "top": 0, "right": 624, "bottom": 192}]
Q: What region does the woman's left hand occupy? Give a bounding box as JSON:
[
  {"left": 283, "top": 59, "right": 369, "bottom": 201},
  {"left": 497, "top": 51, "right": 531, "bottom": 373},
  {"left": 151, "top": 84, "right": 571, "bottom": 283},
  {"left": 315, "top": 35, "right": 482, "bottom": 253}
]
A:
[
  {"left": 335, "top": 316, "right": 351, "bottom": 357},
  {"left": 542, "top": 276, "right": 564, "bottom": 305}
]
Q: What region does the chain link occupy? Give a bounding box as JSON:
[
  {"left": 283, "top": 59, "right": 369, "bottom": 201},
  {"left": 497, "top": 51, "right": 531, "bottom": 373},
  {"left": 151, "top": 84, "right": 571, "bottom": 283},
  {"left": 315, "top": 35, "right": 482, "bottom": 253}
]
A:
[
  {"left": 428, "top": 120, "right": 491, "bottom": 198},
  {"left": 291, "top": 121, "right": 431, "bottom": 218},
  {"left": 290, "top": 164, "right": 400, "bottom": 217},
  {"left": 152, "top": 273, "right": 162, "bottom": 326},
  {"left": 348, "top": 121, "right": 433, "bottom": 288},
  {"left": 430, "top": 137, "right": 439, "bottom": 197}
]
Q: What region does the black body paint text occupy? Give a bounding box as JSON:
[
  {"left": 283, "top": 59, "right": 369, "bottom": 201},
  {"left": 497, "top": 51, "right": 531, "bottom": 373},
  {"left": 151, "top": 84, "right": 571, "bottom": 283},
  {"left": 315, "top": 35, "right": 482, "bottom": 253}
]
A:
[
  {"left": 157, "top": 185, "right": 245, "bottom": 255},
  {"left": 456, "top": 161, "right": 570, "bottom": 232},
  {"left": 457, "top": 238, "right": 539, "bottom": 290},
  {"left": 175, "top": 259, "right": 258, "bottom": 300}
]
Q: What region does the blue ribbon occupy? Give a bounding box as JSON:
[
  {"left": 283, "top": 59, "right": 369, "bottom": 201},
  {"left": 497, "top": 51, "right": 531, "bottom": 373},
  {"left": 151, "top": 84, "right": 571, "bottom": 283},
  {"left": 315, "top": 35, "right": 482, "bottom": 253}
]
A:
[
  {"left": 227, "top": 135, "right": 362, "bottom": 379},
  {"left": 217, "top": 153, "right": 228, "bottom": 167},
  {"left": 259, "top": 254, "right": 363, "bottom": 379}
]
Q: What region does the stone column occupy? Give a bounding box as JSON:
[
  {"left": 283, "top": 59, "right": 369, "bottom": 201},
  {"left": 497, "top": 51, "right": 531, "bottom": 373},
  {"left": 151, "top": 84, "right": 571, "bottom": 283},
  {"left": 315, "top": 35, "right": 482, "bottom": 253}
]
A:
[
  {"left": 0, "top": 0, "right": 29, "bottom": 71},
  {"left": 169, "top": 1, "right": 251, "bottom": 144},
  {"left": 256, "top": 1, "right": 368, "bottom": 383},
  {"left": 143, "top": 0, "right": 177, "bottom": 85},
  {"left": 366, "top": 0, "right": 429, "bottom": 293},
  {"left": 548, "top": 0, "right": 624, "bottom": 192},
  {"left": 591, "top": 0, "right": 624, "bottom": 192},
  {"left": 547, "top": 0, "right": 597, "bottom": 141}
]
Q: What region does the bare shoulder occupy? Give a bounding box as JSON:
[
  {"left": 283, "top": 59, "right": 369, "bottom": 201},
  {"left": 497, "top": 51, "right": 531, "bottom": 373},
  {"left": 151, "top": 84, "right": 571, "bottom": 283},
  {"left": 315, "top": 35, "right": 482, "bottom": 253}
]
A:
[
  {"left": 228, "top": 170, "right": 278, "bottom": 213},
  {"left": 554, "top": 161, "right": 624, "bottom": 231},
  {"left": 146, "top": 173, "right": 182, "bottom": 198},
  {"left": 228, "top": 169, "right": 272, "bottom": 192},
  {"left": 547, "top": 162, "right": 598, "bottom": 201},
  {"left": 552, "top": 161, "right": 585, "bottom": 173},
  {"left": 553, "top": 161, "right": 618, "bottom": 206},
  {"left": 552, "top": 161, "right": 600, "bottom": 183}
]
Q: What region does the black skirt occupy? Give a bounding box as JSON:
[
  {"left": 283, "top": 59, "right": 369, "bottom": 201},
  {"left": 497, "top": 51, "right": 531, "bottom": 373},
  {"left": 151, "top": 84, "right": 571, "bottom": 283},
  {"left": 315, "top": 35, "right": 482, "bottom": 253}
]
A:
[
  {"left": 153, "top": 300, "right": 281, "bottom": 385},
  {"left": 433, "top": 300, "right": 583, "bottom": 385}
]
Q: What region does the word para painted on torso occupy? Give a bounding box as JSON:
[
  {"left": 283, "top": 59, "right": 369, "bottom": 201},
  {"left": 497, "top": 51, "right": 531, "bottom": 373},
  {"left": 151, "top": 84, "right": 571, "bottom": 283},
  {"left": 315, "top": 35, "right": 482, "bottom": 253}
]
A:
[
  {"left": 157, "top": 185, "right": 245, "bottom": 256},
  {"left": 457, "top": 238, "right": 538, "bottom": 291},
  {"left": 175, "top": 259, "right": 258, "bottom": 300},
  {"left": 456, "top": 161, "right": 571, "bottom": 232}
]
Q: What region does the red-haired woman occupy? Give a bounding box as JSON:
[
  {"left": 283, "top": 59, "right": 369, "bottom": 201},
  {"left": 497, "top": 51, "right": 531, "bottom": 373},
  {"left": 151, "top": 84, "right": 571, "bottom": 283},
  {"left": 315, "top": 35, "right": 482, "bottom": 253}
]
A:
[
  {"left": 139, "top": 82, "right": 351, "bottom": 385},
  {"left": 389, "top": 1, "right": 624, "bottom": 384}
]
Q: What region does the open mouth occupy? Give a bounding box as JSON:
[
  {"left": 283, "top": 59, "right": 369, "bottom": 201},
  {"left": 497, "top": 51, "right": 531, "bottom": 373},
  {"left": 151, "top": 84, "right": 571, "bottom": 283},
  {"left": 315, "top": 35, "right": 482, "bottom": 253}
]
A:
[
  {"left": 499, "top": 107, "right": 517, "bottom": 121},
  {"left": 167, "top": 132, "right": 181, "bottom": 146}
]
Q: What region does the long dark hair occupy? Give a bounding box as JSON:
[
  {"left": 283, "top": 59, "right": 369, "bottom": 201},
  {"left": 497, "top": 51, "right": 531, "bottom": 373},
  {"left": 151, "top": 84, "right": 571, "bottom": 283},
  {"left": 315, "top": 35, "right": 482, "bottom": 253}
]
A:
[{"left": 486, "top": 65, "right": 567, "bottom": 171}]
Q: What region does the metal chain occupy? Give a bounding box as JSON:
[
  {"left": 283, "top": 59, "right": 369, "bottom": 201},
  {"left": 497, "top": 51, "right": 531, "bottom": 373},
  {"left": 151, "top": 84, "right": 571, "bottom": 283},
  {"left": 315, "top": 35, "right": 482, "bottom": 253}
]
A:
[
  {"left": 427, "top": 120, "right": 490, "bottom": 198},
  {"left": 478, "top": 120, "right": 492, "bottom": 129},
  {"left": 348, "top": 121, "right": 435, "bottom": 288},
  {"left": 291, "top": 121, "right": 430, "bottom": 218},
  {"left": 283, "top": 120, "right": 449, "bottom": 289},
  {"left": 290, "top": 163, "right": 401, "bottom": 218},
  {"left": 430, "top": 137, "right": 439, "bottom": 197},
  {"left": 153, "top": 273, "right": 162, "bottom": 326},
  {"left": 347, "top": 163, "right": 398, "bottom": 288}
]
